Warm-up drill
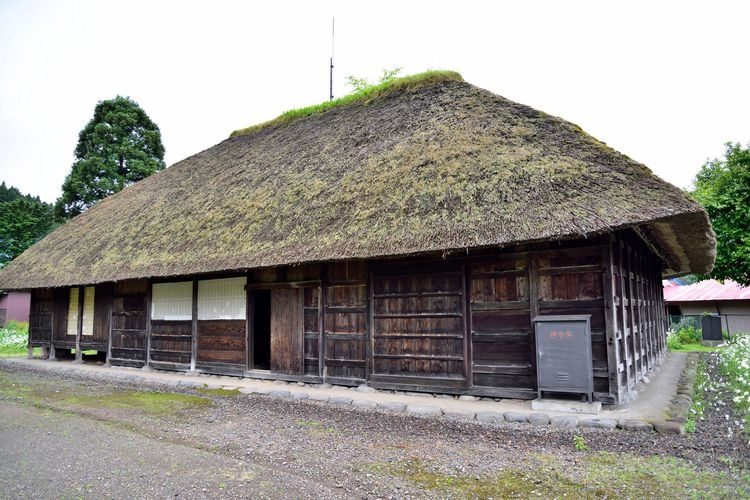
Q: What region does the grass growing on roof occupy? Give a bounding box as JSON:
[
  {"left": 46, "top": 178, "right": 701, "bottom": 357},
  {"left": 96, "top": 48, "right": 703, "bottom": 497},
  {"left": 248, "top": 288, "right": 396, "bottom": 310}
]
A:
[{"left": 230, "top": 70, "right": 463, "bottom": 138}]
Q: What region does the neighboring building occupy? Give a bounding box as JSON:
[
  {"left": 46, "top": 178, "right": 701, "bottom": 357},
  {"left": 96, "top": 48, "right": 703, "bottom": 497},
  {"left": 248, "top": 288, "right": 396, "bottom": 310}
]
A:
[
  {"left": 0, "top": 72, "right": 715, "bottom": 404},
  {"left": 0, "top": 291, "right": 30, "bottom": 326},
  {"left": 664, "top": 280, "right": 750, "bottom": 335}
]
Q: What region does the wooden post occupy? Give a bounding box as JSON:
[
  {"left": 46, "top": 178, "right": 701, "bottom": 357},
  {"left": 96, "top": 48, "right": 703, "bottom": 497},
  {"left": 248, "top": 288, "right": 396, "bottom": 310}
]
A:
[
  {"left": 602, "top": 236, "right": 623, "bottom": 402},
  {"left": 143, "top": 282, "right": 153, "bottom": 371},
  {"left": 528, "top": 256, "right": 540, "bottom": 392},
  {"left": 245, "top": 273, "right": 253, "bottom": 372},
  {"left": 105, "top": 297, "right": 113, "bottom": 368},
  {"left": 191, "top": 280, "right": 198, "bottom": 372},
  {"left": 318, "top": 277, "right": 325, "bottom": 379},
  {"left": 461, "top": 264, "right": 471, "bottom": 386},
  {"left": 365, "top": 268, "right": 374, "bottom": 383},
  {"left": 74, "top": 286, "right": 84, "bottom": 363}
]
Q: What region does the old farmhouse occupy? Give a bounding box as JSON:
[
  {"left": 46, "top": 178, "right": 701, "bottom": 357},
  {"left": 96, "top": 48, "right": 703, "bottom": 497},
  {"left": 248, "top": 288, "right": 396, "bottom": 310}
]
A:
[{"left": 0, "top": 72, "right": 715, "bottom": 404}]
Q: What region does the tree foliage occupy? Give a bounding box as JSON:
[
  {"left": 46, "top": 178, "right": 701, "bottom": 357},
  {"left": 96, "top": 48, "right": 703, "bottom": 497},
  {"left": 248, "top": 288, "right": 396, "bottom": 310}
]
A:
[
  {"left": 692, "top": 142, "right": 750, "bottom": 285},
  {"left": 55, "top": 96, "right": 165, "bottom": 219},
  {"left": 0, "top": 182, "right": 56, "bottom": 267}
]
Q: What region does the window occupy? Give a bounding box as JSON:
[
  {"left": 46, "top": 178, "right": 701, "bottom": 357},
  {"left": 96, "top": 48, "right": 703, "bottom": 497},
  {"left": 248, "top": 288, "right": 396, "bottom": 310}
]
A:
[
  {"left": 66, "top": 287, "right": 79, "bottom": 336},
  {"left": 81, "top": 286, "right": 95, "bottom": 336},
  {"left": 152, "top": 282, "right": 193, "bottom": 321},
  {"left": 198, "top": 277, "right": 246, "bottom": 320}
]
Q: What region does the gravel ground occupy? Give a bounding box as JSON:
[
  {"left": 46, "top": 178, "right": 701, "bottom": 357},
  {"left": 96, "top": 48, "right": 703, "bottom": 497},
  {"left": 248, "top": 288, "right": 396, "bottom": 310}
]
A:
[{"left": 0, "top": 354, "right": 747, "bottom": 498}]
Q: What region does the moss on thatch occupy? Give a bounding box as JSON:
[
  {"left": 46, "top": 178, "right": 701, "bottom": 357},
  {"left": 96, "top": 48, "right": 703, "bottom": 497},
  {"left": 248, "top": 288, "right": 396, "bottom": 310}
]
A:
[
  {"left": 230, "top": 70, "right": 464, "bottom": 138},
  {"left": 0, "top": 73, "right": 714, "bottom": 289}
]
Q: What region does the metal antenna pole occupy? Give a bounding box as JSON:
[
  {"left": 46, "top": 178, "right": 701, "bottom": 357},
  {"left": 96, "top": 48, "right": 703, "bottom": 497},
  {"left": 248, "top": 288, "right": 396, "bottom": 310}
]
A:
[{"left": 330, "top": 16, "right": 334, "bottom": 100}]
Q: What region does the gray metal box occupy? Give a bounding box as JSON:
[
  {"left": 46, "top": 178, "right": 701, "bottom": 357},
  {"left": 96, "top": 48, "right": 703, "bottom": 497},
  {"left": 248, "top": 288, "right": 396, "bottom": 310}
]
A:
[{"left": 534, "top": 315, "right": 593, "bottom": 402}]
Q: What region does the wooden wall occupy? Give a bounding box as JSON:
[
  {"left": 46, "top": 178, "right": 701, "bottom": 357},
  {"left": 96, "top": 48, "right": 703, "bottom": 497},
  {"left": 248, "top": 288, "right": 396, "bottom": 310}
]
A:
[
  {"left": 23, "top": 230, "right": 668, "bottom": 403},
  {"left": 370, "top": 263, "right": 467, "bottom": 389},
  {"left": 28, "top": 288, "right": 53, "bottom": 346},
  {"left": 605, "top": 231, "right": 667, "bottom": 402},
  {"left": 110, "top": 280, "right": 148, "bottom": 368},
  {"left": 469, "top": 256, "right": 532, "bottom": 396},
  {"left": 324, "top": 262, "right": 367, "bottom": 383}
]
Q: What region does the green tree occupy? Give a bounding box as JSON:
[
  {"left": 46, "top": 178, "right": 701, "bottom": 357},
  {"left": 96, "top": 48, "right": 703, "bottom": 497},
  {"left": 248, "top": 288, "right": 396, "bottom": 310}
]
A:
[
  {"left": 0, "top": 187, "right": 56, "bottom": 267},
  {"left": 55, "top": 96, "right": 165, "bottom": 219},
  {"left": 692, "top": 142, "right": 750, "bottom": 285}
]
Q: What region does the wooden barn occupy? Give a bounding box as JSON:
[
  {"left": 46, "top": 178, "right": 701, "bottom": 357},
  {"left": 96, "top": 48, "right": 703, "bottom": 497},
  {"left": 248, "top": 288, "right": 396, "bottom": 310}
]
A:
[{"left": 0, "top": 71, "right": 715, "bottom": 404}]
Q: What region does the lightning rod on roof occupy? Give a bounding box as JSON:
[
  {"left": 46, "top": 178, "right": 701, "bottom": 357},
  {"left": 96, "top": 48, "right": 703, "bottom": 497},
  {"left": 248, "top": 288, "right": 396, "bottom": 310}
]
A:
[{"left": 330, "top": 16, "right": 334, "bottom": 101}]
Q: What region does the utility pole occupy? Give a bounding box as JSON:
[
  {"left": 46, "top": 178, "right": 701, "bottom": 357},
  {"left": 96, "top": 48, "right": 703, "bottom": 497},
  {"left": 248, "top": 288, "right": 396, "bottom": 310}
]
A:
[{"left": 330, "top": 16, "right": 334, "bottom": 100}]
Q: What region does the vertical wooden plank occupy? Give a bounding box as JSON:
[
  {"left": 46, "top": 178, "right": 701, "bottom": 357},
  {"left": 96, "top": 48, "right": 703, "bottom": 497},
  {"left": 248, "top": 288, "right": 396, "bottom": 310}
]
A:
[
  {"left": 317, "top": 283, "right": 324, "bottom": 377},
  {"left": 246, "top": 273, "right": 254, "bottom": 371},
  {"left": 191, "top": 280, "right": 198, "bottom": 371},
  {"left": 145, "top": 281, "right": 153, "bottom": 369},
  {"left": 626, "top": 243, "right": 640, "bottom": 384},
  {"left": 270, "top": 288, "right": 304, "bottom": 375},
  {"left": 74, "top": 286, "right": 84, "bottom": 362},
  {"left": 366, "top": 269, "right": 374, "bottom": 382},
  {"left": 528, "top": 256, "right": 539, "bottom": 390},
  {"left": 462, "top": 264, "right": 471, "bottom": 384}
]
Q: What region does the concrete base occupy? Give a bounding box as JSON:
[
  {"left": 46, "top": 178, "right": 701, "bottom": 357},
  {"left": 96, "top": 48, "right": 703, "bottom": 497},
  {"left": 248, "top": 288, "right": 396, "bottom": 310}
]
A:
[
  {"left": 700, "top": 340, "right": 723, "bottom": 347},
  {"left": 531, "top": 398, "right": 602, "bottom": 415}
]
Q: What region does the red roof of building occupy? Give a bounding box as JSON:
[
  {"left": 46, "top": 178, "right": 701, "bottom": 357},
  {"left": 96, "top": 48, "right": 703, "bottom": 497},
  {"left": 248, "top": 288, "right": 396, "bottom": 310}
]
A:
[{"left": 663, "top": 279, "right": 750, "bottom": 302}]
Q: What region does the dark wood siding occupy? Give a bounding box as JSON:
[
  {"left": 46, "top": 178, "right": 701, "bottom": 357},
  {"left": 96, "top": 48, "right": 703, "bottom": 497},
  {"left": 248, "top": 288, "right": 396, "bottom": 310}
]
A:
[
  {"left": 150, "top": 320, "right": 192, "bottom": 366},
  {"left": 197, "top": 320, "right": 245, "bottom": 366},
  {"left": 303, "top": 286, "right": 321, "bottom": 376},
  {"left": 83, "top": 282, "right": 112, "bottom": 347},
  {"left": 534, "top": 245, "right": 607, "bottom": 396},
  {"left": 469, "top": 256, "right": 532, "bottom": 392},
  {"left": 324, "top": 262, "right": 367, "bottom": 382},
  {"left": 110, "top": 280, "right": 148, "bottom": 367},
  {"left": 370, "top": 264, "right": 467, "bottom": 388},
  {"left": 29, "top": 288, "right": 53, "bottom": 345},
  {"left": 270, "top": 288, "right": 304, "bottom": 375}
]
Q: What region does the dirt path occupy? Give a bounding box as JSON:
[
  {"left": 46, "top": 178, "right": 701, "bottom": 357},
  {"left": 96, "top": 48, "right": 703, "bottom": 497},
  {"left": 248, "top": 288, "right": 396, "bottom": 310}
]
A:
[
  {"left": 0, "top": 402, "right": 342, "bottom": 499},
  {"left": 0, "top": 365, "right": 747, "bottom": 498}
]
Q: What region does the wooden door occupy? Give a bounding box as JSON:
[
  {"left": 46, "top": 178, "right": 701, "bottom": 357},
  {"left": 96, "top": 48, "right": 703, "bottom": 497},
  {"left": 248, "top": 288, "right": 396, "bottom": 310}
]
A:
[{"left": 270, "top": 288, "right": 304, "bottom": 375}]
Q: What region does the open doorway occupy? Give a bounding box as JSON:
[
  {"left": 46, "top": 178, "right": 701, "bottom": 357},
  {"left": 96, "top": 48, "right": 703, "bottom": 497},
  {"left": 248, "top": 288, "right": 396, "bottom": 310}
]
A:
[{"left": 252, "top": 290, "right": 271, "bottom": 370}]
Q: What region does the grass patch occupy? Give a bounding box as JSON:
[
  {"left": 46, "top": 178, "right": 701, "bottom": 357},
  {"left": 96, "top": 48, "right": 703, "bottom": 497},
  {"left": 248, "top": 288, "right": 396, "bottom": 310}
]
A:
[
  {"left": 62, "top": 391, "right": 212, "bottom": 415},
  {"left": 196, "top": 386, "right": 241, "bottom": 397},
  {"left": 230, "top": 70, "right": 463, "bottom": 138},
  {"left": 670, "top": 343, "right": 718, "bottom": 353},
  {"left": 375, "top": 452, "right": 747, "bottom": 498},
  {"left": 0, "top": 370, "right": 212, "bottom": 417}
]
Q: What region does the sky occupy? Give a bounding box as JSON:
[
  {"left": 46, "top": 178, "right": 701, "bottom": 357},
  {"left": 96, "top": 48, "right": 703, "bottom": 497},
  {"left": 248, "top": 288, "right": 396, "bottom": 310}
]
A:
[{"left": 0, "top": 0, "right": 748, "bottom": 203}]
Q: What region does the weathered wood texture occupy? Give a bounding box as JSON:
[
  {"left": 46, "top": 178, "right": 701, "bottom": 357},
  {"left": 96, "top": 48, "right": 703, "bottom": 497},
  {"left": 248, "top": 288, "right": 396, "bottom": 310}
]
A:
[
  {"left": 29, "top": 288, "right": 53, "bottom": 345},
  {"left": 607, "top": 231, "right": 666, "bottom": 401},
  {"left": 197, "top": 320, "right": 245, "bottom": 365},
  {"left": 270, "top": 288, "right": 304, "bottom": 375},
  {"left": 150, "top": 320, "right": 192, "bottom": 366},
  {"left": 109, "top": 280, "right": 148, "bottom": 367},
  {"left": 324, "top": 261, "right": 367, "bottom": 381},
  {"left": 370, "top": 263, "right": 467, "bottom": 387},
  {"left": 82, "top": 282, "right": 112, "bottom": 347},
  {"left": 303, "top": 286, "right": 320, "bottom": 376}
]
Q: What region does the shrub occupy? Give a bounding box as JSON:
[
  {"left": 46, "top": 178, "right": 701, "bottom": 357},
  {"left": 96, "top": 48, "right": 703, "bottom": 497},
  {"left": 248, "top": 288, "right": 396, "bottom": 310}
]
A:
[
  {"left": 677, "top": 325, "right": 702, "bottom": 345},
  {"left": 717, "top": 332, "right": 750, "bottom": 432},
  {"left": 0, "top": 320, "right": 29, "bottom": 354},
  {"left": 666, "top": 332, "right": 683, "bottom": 351}
]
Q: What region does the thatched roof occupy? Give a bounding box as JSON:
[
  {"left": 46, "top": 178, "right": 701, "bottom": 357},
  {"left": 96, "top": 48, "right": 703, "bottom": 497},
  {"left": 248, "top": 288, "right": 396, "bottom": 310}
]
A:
[{"left": 0, "top": 72, "right": 715, "bottom": 289}]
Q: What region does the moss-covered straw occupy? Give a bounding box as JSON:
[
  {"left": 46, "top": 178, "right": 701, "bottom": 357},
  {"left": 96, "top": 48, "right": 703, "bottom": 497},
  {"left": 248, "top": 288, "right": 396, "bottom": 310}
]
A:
[{"left": 0, "top": 71, "right": 714, "bottom": 289}]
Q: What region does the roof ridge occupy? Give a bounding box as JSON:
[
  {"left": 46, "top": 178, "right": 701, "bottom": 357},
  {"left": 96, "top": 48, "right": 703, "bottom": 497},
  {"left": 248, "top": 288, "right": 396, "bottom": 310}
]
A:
[{"left": 229, "top": 70, "right": 464, "bottom": 138}]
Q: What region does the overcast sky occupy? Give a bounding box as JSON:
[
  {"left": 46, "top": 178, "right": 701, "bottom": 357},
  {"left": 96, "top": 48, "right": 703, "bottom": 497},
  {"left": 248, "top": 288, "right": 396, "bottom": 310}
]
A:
[{"left": 0, "top": 0, "right": 747, "bottom": 203}]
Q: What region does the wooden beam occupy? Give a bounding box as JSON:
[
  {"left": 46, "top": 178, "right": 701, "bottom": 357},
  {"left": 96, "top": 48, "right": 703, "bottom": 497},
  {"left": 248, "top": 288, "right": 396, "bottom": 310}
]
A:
[
  {"left": 462, "top": 264, "right": 471, "bottom": 385},
  {"left": 528, "top": 256, "right": 540, "bottom": 391},
  {"left": 74, "top": 286, "right": 84, "bottom": 363},
  {"left": 145, "top": 281, "right": 153, "bottom": 370},
  {"left": 191, "top": 280, "right": 198, "bottom": 371},
  {"left": 245, "top": 280, "right": 321, "bottom": 290}
]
